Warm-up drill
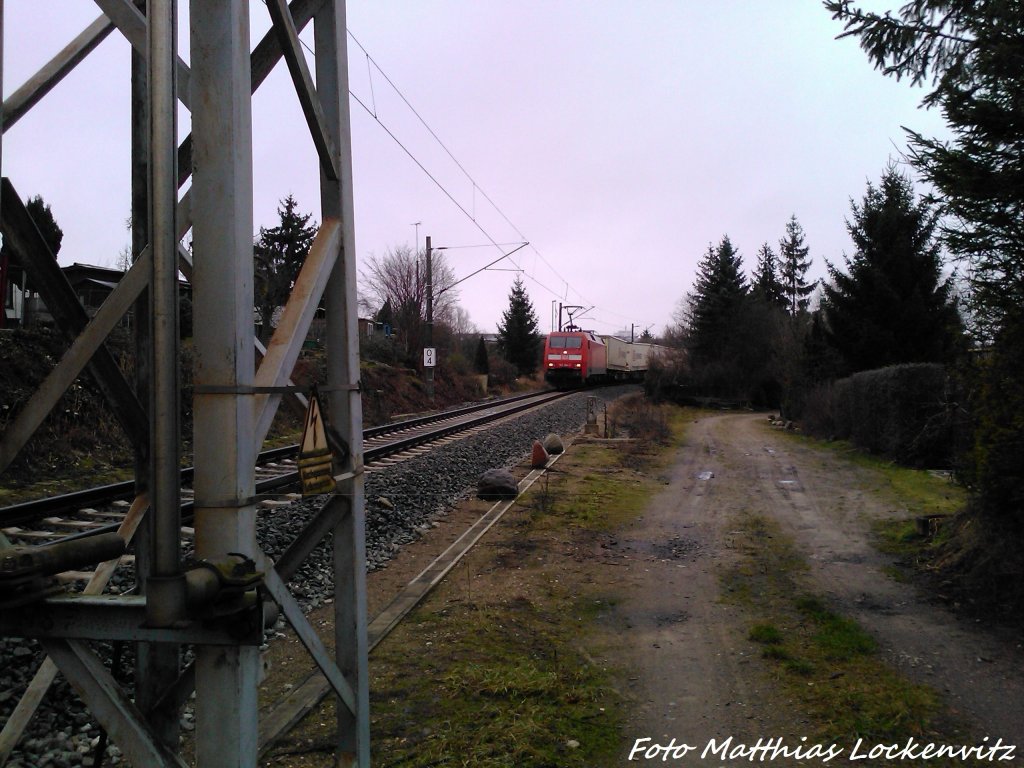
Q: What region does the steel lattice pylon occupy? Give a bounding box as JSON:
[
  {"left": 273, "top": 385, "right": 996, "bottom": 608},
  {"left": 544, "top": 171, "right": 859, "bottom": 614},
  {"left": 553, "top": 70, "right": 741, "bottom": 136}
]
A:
[{"left": 0, "top": 2, "right": 369, "bottom": 765}]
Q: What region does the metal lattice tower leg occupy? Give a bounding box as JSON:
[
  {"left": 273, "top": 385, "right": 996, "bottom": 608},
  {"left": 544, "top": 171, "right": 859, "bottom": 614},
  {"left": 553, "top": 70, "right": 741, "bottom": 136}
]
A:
[
  {"left": 189, "top": 1, "right": 260, "bottom": 764},
  {"left": 316, "top": 4, "right": 371, "bottom": 762},
  {"left": 0, "top": 1, "right": 369, "bottom": 765}
]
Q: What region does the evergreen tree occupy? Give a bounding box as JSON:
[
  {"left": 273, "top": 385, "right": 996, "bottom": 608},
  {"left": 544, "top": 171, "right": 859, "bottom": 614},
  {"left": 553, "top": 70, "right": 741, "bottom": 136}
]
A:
[
  {"left": 778, "top": 215, "right": 815, "bottom": 317},
  {"left": 26, "top": 195, "right": 63, "bottom": 258},
  {"left": 821, "top": 166, "right": 961, "bottom": 374},
  {"left": 802, "top": 310, "right": 843, "bottom": 385},
  {"left": 374, "top": 299, "right": 394, "bottom": 333},
  {"left": 496, "top": 277, "right": 542, "bottom": 376},
  {"left": 751, "top": 242, "right": 786, "bottom": 308},
  {"left": 473, "top": 336, "right": 490, "bottom": 376},
  {"left": 826, "top": 1, "right": 1024, "bottom": 533},
  {"left": 254, "top": 194, "right": 317, "bottom": 343},
  {"left": 684, "top": 235, "right": 747, "bottom": 365},
  {"left": 826, "top": 0, "right": 1024, "bottom": 340}
]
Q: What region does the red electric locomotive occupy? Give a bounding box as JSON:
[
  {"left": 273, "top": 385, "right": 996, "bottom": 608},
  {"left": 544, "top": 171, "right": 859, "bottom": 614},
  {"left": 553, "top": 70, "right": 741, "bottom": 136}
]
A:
[{"left": 543, "top": 331, "right": 607, "bottom": 388}]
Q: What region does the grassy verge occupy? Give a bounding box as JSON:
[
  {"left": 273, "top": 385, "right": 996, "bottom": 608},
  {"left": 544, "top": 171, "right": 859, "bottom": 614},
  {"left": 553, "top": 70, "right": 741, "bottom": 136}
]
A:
[
  {"left": 769, "top": 428, "right": 966, "bottom": 513},
  {"left": 767, "top": 426, "right": 968, "bottom": 575},
  {"left": 724, "top": 510, "right": 984, "bottom": 766},
  {"left": 324, "top": 400, "right": 687, "bottom": 768}
]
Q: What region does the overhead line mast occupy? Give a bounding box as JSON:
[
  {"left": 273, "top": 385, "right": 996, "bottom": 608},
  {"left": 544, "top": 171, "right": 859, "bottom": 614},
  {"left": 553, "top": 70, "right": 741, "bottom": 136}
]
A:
[{"left": 0, "top": 2, "right": 370, "bottom": 765}]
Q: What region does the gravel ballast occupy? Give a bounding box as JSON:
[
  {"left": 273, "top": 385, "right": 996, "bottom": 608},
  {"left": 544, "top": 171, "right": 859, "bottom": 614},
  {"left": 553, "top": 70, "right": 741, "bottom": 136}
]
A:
[{"left": 0, "top": 386, "right": 633, "bottom": 767}]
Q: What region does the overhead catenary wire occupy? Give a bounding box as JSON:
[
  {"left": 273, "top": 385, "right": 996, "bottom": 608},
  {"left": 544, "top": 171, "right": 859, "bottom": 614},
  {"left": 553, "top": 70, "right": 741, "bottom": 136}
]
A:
[
  {"left": 284, "top": 13, "right": 658, "bottom": 330},
  {"left": 349, "top": 33, "right": 579, "bottom": 298}
]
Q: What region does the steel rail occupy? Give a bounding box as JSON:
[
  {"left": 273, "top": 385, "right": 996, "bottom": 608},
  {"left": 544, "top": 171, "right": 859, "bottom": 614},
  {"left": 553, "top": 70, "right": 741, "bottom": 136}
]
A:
[{"left": 1, "top": 389, "right": 568, "bottom": 536}]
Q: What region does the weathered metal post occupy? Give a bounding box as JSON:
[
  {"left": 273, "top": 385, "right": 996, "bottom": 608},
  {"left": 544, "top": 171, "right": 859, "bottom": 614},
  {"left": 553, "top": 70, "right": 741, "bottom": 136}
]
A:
[
  {"left": 133, "top": 0, "right": 181, "bottom": 747},
  {"left": 425, "top": 234, "right": 435, "bottom": 400},
  {"left": 189, "top": 1, "right": 260, "bottom": 764},
  {"left": 147, "top": 0, "right": 185, "bottom": 631},
  {"left": 0, "top": 0, "right": 4, "bottom": 221},
  {"left": 316, "top": 1, "right": 371, "bottom": 763},
  {"left": 1, "top": 0, "right": 5, "bottom": 328}
]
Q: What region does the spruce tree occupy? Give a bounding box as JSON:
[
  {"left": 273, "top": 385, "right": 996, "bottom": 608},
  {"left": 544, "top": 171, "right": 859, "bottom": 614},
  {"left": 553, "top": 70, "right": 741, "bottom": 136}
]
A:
[
  {"left": 778, "top": 215, "right": 814, "bottom": 317},
  {"left": 826, "top": 0, "right": 1024, "bottom": 532},
  {"left": 685, "top": 235, "right": 747, "bottom": 365},
  {"left": 254, "top": 194, "right": 317, "bottom": 343},
  {"left": 751, "top": 242, "right": 785, "bottom": 308},
  {"left": 26, "top": 195, "right": 63, "bottom": 258},
  {"left": 826, "top": 0, "right": 1024, "bottom": 340},
  {"left": 821, "top": 166, "right": 961, "bottom": 374},
  {"left": 473, "top": 336, "right": 490, "bottom": 376},
  {"left": 496, "top": 277, "right": 542, "bottom": 376}
]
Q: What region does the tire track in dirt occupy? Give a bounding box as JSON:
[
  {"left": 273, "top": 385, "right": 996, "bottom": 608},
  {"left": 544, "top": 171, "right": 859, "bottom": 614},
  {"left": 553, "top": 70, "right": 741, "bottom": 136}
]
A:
[
  {"left": 606, "top": 417, "right": 797, "bottom": 765},
  {"left": 715, "top": 413, "right": 1024, "bottom": 746}
]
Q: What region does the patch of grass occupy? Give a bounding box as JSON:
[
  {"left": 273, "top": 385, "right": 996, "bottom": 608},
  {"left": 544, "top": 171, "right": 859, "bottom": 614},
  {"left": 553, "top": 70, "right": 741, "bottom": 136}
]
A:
[
  {"left": 526, "top": 441, "right": 674, "bottom": 532},
  {"left": 873, "top": 519, "right": 927, "bottom": 558},
  {"left": 881, "top": 563, "right": 909, "bottom": 582},
  {"left": 796, "top": 595, "right": 877, "bottom": 661},
  {"left": 367, "top": 598, "right": 620, "bottom": 767},
  {"left": 723, "top": 512, "right": 976, "bottom": 764},
  {"left": 769, "top": 429, "right": 967, "bottom": 518},
  {"left": 342, "top": 395, "right": 688, "bottom": 768},
  {"left": 747, "top": 622, "right": 783, "bottom": 645}
]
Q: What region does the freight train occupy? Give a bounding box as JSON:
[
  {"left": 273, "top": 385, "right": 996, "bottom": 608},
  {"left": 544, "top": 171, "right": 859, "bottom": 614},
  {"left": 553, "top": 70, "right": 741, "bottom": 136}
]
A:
[{"left": 543, "top": 331, "right": 663, "bottom": 389}]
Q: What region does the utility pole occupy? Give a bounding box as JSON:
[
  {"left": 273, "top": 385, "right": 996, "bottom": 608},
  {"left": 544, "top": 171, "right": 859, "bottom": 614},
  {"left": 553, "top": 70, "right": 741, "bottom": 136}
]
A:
[{"left": 424, "top": 235, "right": 434, "bottom": 401}]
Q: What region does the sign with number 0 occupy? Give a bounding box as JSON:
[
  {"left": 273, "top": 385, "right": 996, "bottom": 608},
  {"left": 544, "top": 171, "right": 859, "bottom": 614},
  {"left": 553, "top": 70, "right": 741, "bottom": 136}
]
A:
[{"left": 423, "top": 347, "right": 436, "bottom": 368}]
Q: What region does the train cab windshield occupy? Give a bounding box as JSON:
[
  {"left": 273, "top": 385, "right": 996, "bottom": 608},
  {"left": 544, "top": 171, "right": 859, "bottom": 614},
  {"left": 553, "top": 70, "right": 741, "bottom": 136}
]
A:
[{"left": 548, "top": 335, "right": 583, "bottom": 349}]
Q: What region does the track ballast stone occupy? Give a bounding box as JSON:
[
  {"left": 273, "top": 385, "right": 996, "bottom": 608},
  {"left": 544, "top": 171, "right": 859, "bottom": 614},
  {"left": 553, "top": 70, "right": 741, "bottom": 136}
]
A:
[{"left": 0, "top": 386, "right": 630, "bottom": 767}]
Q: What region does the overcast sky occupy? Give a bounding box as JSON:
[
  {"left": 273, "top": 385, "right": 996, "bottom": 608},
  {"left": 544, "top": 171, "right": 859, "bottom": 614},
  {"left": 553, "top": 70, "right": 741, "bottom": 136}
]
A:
[{"left": 3, "top": 2, "right": 949, "bottom": 337}]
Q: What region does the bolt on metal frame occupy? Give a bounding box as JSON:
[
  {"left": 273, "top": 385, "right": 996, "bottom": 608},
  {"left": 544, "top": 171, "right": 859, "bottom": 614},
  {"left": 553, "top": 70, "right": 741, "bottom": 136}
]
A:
[{"left": 0, "top": 1, "right": 369, "bottom": 765}]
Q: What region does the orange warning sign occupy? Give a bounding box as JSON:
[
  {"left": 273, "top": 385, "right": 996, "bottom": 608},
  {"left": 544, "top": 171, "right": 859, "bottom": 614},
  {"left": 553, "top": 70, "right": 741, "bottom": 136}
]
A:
[{"left": 298, "top": 389, "right": 335, "bottom": 496}]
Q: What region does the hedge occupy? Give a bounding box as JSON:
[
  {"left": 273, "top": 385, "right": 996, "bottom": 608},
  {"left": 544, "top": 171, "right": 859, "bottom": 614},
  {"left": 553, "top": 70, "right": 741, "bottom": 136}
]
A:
[{"left": 802, "top": 363, "right": 953, "bottom": 468}]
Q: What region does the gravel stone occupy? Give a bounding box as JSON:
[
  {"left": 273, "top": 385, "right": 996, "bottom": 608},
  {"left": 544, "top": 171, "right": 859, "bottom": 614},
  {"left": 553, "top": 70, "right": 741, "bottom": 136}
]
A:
[{"left": 0, "top": 386, "right": 633, "bottom": 767}]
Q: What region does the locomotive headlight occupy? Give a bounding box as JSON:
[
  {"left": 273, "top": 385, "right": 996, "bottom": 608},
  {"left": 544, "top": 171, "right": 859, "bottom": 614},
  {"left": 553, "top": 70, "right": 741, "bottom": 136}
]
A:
[
  {"left": 548, "top": 362, "right": 553, "bottom": 367},
  {"left": 575, "top": 363, "right": 581, "bottom": 368}
]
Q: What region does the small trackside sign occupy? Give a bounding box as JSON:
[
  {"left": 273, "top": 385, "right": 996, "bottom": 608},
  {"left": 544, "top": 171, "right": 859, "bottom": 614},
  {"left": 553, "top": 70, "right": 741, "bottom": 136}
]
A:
[
  {"left": 298, "top": 388, "right": 335, "bottom": 496},
  {"left": 423, "top": 347, "right": 436, "bottom": 368}
]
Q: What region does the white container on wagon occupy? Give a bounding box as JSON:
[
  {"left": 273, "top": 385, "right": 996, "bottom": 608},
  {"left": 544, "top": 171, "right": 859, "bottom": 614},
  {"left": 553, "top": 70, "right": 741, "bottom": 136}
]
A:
[{"left": 602, "top": 335, "right": 633, "bottom": 375}]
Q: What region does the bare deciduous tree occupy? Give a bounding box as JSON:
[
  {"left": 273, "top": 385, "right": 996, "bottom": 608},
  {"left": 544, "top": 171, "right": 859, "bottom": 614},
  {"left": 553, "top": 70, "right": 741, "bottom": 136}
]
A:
[{"left": 359, "top": 245, "right": 460, "bottom": 363}]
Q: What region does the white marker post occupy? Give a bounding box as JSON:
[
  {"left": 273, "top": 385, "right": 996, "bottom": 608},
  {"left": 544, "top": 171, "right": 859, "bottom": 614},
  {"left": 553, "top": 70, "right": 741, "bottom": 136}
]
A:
[{"left": 423, "top": 346, "right": 436, "bottom": 403}]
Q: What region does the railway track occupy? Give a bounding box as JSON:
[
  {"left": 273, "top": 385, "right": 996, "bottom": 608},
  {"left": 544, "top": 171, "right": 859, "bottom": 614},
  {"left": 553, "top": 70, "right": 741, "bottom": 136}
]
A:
[
  {"left": 0, "top": 385, "right": 625, "bottom": 767},
  {"left": 0, "top": 388, "right": 569, "bottom": 549}
]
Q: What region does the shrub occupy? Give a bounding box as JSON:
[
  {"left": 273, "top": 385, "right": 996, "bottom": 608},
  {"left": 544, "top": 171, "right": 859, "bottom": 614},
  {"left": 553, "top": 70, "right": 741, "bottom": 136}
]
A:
[
  {"left": 801, "top": 363, "right": 953, "bottom": 467},
  {"left": 487, "top": 355, "right": 519, "bottom": 389},
  {"left": 445, "top": 350, "right": 470, "bottom": 377},
  {"left": 360, "top": 333, "right": 399, "bottom": 365},
  {"left": 643, "top": 348, "right": 688, "bottom": 402}
]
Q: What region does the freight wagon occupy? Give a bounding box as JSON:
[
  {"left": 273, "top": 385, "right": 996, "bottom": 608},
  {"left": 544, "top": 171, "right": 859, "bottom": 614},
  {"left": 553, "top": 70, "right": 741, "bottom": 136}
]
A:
[{"left": 543, "top": 331, "right": 666, "bottom": 388}]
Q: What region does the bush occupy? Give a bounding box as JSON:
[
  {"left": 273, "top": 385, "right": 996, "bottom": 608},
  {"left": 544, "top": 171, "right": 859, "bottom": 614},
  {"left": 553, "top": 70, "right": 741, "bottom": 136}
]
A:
[
  {"left": 966, "top": 315, "right": 1024, "bottom": 530},
  {"left": 608, "top": 393, "right": 672, "bottom": 444},
  {"left": 445, "top": 350, "right": 470, "bottom": 376},
  {"left": 360, "top": 333, "right": 399, "bottom": 365},
  {"left": 487, "top": 355, "right": 519, "bottom": 389},
  {"left": 801, "top": 363, "right": 953, "bottom": 467},
  {"left": 642, "top": 348, "right": 688, "bottom": 402}
]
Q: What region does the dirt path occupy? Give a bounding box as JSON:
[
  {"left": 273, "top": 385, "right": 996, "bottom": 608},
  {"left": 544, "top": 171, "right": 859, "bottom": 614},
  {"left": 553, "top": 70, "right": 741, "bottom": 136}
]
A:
[{"left": 608, "top": 412, "right": 1024, "bottom": 762}]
